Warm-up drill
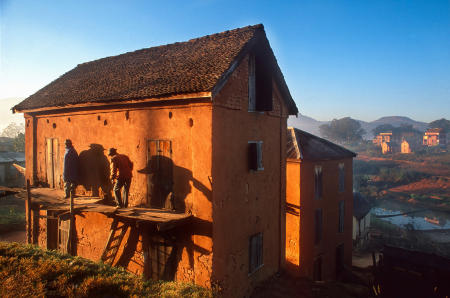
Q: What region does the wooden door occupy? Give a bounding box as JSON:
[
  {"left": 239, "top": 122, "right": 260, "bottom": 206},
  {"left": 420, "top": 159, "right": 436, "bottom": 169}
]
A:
[
  {"left": 147, "top": 234, "right": 177, "bottom": 280},
  {"left": 46, "top": 138, "right": 59, "bottom": 188},
  {"left": 58, "top": 215, "right": 70, "bottom": 254},
  {"left": 147, "top": 140, "right": 172, "bottom": 208}
]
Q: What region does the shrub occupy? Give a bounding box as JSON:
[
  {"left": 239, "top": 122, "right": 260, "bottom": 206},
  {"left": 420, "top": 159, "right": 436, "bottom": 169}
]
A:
[{"left": 0, "top": 242, "right": 212, "bottom": 298}]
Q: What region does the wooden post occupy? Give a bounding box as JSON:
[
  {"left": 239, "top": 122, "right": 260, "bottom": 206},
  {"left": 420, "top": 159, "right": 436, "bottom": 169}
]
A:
[
  {"left": 67, "top": 192, "right": 74, "bottom": 255},
  {"left": 25, "top": 179, "right": 31, "bottom": 244}
]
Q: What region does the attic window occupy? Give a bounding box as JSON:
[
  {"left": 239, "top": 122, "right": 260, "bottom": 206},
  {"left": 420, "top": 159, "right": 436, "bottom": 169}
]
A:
[
  {"left": 248, "top": 141, "right": 263, "bottom": 171},
  {"left": 248, "top": 54, "right": 273, "bottom": 112},
  {"left": 338, "top": 163, "right": 345, "bottom": 192}
]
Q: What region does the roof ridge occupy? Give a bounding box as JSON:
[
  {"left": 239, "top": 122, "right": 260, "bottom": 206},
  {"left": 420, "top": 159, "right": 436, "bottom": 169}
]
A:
[{"left": 77, "top": 24, "right": 263, "bottom": 67}]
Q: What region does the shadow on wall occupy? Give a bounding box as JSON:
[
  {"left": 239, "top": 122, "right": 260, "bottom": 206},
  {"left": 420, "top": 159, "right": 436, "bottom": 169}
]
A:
[
  {"left": 138, "top": 155, "right": 211, "bottom": 212},
  {"left": 78, "top": 144, "right": 112, "bottom": 200}
]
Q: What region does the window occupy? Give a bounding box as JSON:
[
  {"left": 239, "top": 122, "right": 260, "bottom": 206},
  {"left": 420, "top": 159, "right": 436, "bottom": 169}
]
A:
[
  {"left": 248, "top": 54, "right": 273, "bottom": 112},
  {"left": 314, "top": 165, "right": 323, "bottom": 199},
  {"left": 335, "top": 244, "right": 344, "bottom": 276},
  {"left": 338, "top": 201, "right": 345, "bottom": 233},
  {"left": 313, "top": 257, "right": 322, "bottom": 281},
  {"left": 314, "top": 209, "right": 322, "bottom": 245},
  {"left": 338, "top": 163, "right": 345, "bottom": 192},
  {"left": 249, "top": 232, "right": 263, "bottom": 273},
  {"left": 248, "top": 141, "right": 264, "bottom": 171}
]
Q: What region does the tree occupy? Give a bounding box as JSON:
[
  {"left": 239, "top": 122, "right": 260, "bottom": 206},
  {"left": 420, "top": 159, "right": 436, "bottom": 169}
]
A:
[
  {"left": 13, "top": 133, "right": 25, "bottom": 152},
  {"left": 429, "top": 118, "right": 450, "bottom": 132},
  {"left": 0, "top": 122, "right": 25, "bottom": 138},
  {"left": 372, "top": 123, "right": 421, "bottom": 136},
  {"left": 319, "top": 117, "right": 365, "bottom": 144},
  {"left": 372, "top": 124, "right": 395, "bottom": 136}
]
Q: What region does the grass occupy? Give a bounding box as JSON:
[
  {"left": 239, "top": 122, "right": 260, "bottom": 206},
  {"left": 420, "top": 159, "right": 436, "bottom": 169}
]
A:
[{"left": 0, "top": 242, "right": 212, "bottom": 298}]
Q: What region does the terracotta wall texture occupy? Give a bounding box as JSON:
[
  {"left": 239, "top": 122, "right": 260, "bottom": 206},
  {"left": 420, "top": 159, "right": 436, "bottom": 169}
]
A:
[
  {"left": 286, "top": 158, "right": 353, "bottom": 280},
  {"left": 25, "top": 53, "right": 290, "bottom": 297}
]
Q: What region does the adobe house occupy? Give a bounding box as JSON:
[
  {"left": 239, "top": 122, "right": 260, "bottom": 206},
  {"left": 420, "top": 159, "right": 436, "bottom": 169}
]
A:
[
  {"left": 423, "top": 128, "right": 446, "bottom": 146},
  {"left": 12, "top": 24, "right": 298, "bottom": 296},
  {"left": 285, "top": 128, "right": 355, "bottom": 280},
  {"left": 373, "top": 132, "right": 393, "bottom": 146}
]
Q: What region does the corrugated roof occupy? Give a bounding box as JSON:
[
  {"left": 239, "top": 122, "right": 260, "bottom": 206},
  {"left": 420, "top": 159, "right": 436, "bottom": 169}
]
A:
[
  {"left": 287, "top": 127, "right": 356, "bottom": 161},
  {"left": 13, "top": 24, "right": 297, "bottom": 114},
  {"left": 0, "top": 152, "right": 25, "bottom": 163}
]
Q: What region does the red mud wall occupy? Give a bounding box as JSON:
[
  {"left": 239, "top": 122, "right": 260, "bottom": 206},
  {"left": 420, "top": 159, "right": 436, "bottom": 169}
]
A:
[
  {"left": 211, "top": 55, "right": 289, "bottom": 296},
  {"left": 298, "top": 159, "right": 353, "bottom": 280},
  {"left": 25, "top": 102, "right": 213, "bottom": 286}
]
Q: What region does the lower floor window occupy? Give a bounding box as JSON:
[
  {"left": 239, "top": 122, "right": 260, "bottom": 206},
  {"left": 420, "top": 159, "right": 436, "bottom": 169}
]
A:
[{"left": 249, "top": 232, "right": 263, "bottom": 273}]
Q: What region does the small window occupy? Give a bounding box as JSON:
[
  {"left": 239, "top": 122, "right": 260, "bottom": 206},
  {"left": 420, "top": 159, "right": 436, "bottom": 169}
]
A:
[
  {"left": 338, "top": 163, "right": 345, "bottom": 192},
  {"left": 338, "top": 201, "right": 345, "bottom": 233},
  {"left": 314, "top": 166, "right": 323, "bottom": 199},
  {"left": 248, "top": 141, "right": 264, "bottom": 171},
  {"left": 248, "top": 54, "right": 273, "bottom": 112},
  {"left": 249, "top": 232, "right": 263, "bottom": 274},
  {"left": 315, "top": 209, "right": 322, "bottom": 245}
]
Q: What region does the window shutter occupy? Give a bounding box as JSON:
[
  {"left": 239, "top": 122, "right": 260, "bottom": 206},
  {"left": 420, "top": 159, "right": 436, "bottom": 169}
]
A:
[
  {"left": 248, "top": 143, "right": 258, "bottom": 171},
  {"left": 255, "top": 55, "right": 273, "bottom": 111},
  {"left": 248, "top": 55, "right": 256, "bottom": 111}
]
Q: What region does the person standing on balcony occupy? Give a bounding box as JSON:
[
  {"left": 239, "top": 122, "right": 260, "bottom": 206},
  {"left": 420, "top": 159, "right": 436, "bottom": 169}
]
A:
[
  {"left": 108, "top": 148, "right": 133, "bottom": 207},
  {"left": 63, "top": 139, "right": 79, "bottom": 199}
]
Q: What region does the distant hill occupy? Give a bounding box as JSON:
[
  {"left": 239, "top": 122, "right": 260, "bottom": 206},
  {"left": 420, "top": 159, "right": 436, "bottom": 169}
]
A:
[
  {"left": 288, "top": 115, "right": 429, "bottom": 139},
  {"left": 287, "top": 114, "right": 327, "bottom": 136}
]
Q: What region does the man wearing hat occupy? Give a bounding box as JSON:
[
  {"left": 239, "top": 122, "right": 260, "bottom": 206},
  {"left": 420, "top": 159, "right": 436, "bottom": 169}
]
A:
[
  {"left": 108, "top": 148, "right": 133, "bottom": 207},
  {"left": 63, "top": 139, "right": 79, "bottom": 199}
]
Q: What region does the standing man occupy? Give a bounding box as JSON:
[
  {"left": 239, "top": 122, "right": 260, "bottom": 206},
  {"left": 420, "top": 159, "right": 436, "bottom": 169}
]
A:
[
  {"left": 63, "top": 139, "right": 79, "bottom": 199},
  {"left": 108, "top": 148, "right": 133, "bottom": 207}
]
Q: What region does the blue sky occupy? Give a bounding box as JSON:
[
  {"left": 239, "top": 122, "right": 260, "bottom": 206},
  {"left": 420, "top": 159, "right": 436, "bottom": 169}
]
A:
[{"left": 1, "top": 0, "right": 449, "bottom": 122}]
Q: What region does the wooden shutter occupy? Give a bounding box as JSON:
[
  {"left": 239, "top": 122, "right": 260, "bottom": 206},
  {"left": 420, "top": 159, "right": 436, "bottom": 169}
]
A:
[
  {"left": 339, "top": 201, "right": 345, "bottom": 233},
  {"left": 58, "top": 215, "right": 70, "bottom": 254},
  {"left": 147, "top": 140, "right": 172, "bottom": 208},
  {"left": 248, "top": 142, "right": 258, "bottom": 171},
  {"left": 255, "top": 54, "right": 273, "bottom": 111},
  {"left": 315, "top": 209, "right": 322, "bottom": 244},
  {"left": 249, "top": 232, "right": 263, "bottom": 273},
  {"left": 46, "top": 139, "right": 54, "bottom": 188}
]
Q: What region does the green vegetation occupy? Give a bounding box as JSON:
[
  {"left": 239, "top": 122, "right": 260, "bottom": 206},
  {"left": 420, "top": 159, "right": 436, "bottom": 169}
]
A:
[
  {"left": 319, "top": 117, "right": 365, "bottom": 144},
  {"left": 13, "top": 132, "right": 25, "bottom": 152},
  {"left": 0, "top": 195, "right": 25, "bottom": 234},
  {"left": 0, "top": 242, "right": 212, "bottom": 298},
  {"left": 429, "top": 118, "right": 450, "bottom": 132},
  {"left": 372, "top": 123, "right": 421, "bottom": 137}
]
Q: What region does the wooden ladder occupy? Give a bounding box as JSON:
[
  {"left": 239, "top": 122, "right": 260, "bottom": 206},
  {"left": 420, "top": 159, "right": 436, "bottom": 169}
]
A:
[{"left": 100, "top": 218, "right": 129, "bottom": 266}]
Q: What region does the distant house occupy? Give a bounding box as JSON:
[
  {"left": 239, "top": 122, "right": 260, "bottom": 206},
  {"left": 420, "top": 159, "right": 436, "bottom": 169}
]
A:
[
  {"left": 0, "top": 151, "right": 25, "bottom": 187},
  {"left": 423, "top": 128, "right": 446, "bottom": 146},
  {"left": 401, "top": 139, "right": 412, "bottom": 154},
  {"left": 285, "top": 128, "right": 356, "bottom": 280},
  {"left": 373, "top": 132, "right": 393, "bottom": 147},
  {"left": 352, "top": 193, "right": 371, "bottom": 248},
  {"left": 12, "top": 25, "right": 298, "bottom": 296},
  {"left": 381, "top": 141, "right": 397, "bottom": 154}
]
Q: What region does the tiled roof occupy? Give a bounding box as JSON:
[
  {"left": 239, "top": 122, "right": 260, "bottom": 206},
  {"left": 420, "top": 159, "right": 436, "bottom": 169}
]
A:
[
  {"left": 287, "top": 127, "right": 356, "bottom": 161},
  {"left": 14, "top": 24, "right": 297, "bottom": 114}
]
